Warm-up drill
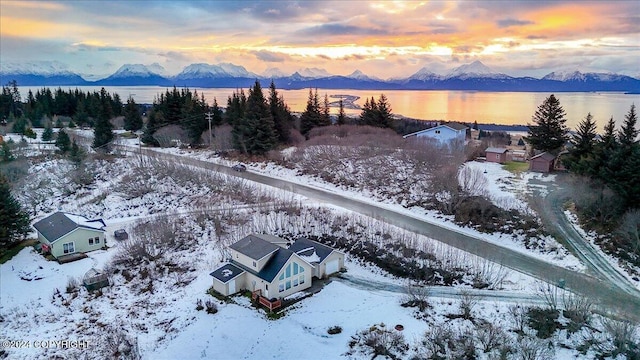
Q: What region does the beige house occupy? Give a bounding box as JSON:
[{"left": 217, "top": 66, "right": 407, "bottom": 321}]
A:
[
  {"left": 33, "top": 212, "right": 106, "bottom": 259},
  {"left": 288, "top": 237, "right": 345, "bottom": 279},
  {"left": 210, "top": 234, "right": 314, "bottom": 300}
]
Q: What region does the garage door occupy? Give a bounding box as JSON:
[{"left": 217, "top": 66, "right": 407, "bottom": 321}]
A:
[{"left": 325, "top": 259, "right": 339, "bottom": 275}]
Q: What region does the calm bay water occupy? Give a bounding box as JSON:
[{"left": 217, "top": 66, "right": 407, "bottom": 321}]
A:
[{"left": 19, "top": 86, "right": 639, "bottom": 130}]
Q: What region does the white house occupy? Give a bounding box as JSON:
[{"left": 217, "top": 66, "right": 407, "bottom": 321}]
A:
[
  {"left": 288, "top": 237, "right": 345, "bottom": 279},
  {"left": 403, "top": 123, "right": 469, "bottom": 147},
  {"left": 210, "top": 234, "right": 345, "bottom": 310},
  {"left": 33, "top": 212, "right": 106, "bottom": 260}
]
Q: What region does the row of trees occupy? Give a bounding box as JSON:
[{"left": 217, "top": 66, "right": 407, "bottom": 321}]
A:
[{"left": 0, "top": 81, "right": 125, "bottom": 129}]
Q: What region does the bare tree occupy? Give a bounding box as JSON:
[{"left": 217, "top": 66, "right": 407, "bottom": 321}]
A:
[
  {"left": 475, "top": 321, "right": 510, "bottom": 354},
  {"left": 346, "top": 323, "right": 409, "bottom": 360},
  {"left": 153, "top": 125, "right": 189, "bottom": 147},
  {"left": 401, "top": 282, "right": 431, "bottom": 312},
  {"left": 508, "top": 304, "right": 529, "bottom": 336},
  {"left": 459, "top": 289, "right": 481, "bottom": 321},
  {"left": 536, "top": 282, "right": 560, "bottom": 312},
  {"left": 561, "top": 293, "right": 593, "bottom": 333},
  {"left": 617, "top": 209, "right": 640, "bottom": 258},
  {"left": 212, "top": 124, "right": 233, "bottom": 151}
]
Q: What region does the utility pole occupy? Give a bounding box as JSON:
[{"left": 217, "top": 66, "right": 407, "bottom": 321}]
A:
[{"left": 206, "top": 111, "right": 213, "bottom": 148}]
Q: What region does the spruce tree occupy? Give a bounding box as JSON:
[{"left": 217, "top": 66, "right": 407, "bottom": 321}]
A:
[
  {"left": 300, "top": 88, "right": 321, "bottom": 137},
  {"left": 244, "top": 80, "right": 277, "bottom": 154},
  {"left": 0, "top": 173, "right": 30, "bottom": 249},
  {"left": 564, "top": 113, "right": 597, "bottom": 175},
  {"left": 69, "top": 140, "right": 85, "bottom": 164},
  {"left": 618, "top": 104, "right": 638, "bottom": 148},
  {"left": 268, "top": 81, "right": 292, "bottom": 143},
  {"left": 55, "top": 129, "right": 71, "bottom": 153},
  {"left": 525, "top": 94, "right": 568, "bottom": 152},
  {"left": 93, "top": 88, "right": 115, "bottom": 152},
  {"left": 1, "top": 142, "right": 13, "bottom": 162},
  {"left": 608, "top": 105, "right": 640, "bottom": 206},
  {"left": 124, "top": 96, "right": 143, "bottom": 131},
  {"left": 319, "top": 94, "right": 331, "bottom": 126},
  {"left": 594, "top": 118, "right": 618, "bottom": 182},
  {"left": 376, "top": 94, "right": 393, "bottom": 128},
  {"left": 337, "top": 100, "right": 346, "bottom": 125}
]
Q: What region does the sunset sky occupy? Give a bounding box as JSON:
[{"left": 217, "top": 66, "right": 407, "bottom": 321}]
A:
[{"left": 1, "top": 0, "right": 639, "bottom": 79}]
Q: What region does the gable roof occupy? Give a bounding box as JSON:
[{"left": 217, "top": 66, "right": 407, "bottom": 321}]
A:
[
  {"left": 232, "top": 249, "right": 295, "bottom": 283},
  {"left": 229, "top": 234, "right": 280, "bottom": 261},
  {"left": 530, "top": 152, "right": 556, "bottom": 161},
  {"left": 485, "top": 147, "right": 509, "bottom": 154},
  {"left": 289, "top": 237, "right": 337, "bottom": 264},
  {"left": 210, "top": 263, "right": 245, "bottom": 284},
  {"left": 403, "top": 123, "right": 469, "bottom": 138},
  {"left": 33, "top": 212, "right": 105, "bottom": 243}
]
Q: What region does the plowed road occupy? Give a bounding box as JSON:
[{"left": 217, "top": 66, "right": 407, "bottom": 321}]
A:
[{"left": 130, "top": 148, "right": 640, "bottom": 322}]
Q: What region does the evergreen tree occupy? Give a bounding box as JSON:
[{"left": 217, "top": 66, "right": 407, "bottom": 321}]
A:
[
  {"left": 300, "top": 88, "right": 321, "bottom": 137},
  {"left": 24, "top": 127, "right": 36, "bottom": 140},
  {"left": 244, "top": 80, "right": 277, "bottom": 154},
  {"left": 1, "top": 142, "right": 14, "bottom": 162},
  {"left": 337, "top": 100, "right": 346, "bottom": 125},
  {"left": 11, "top": 115, "right": 27, "bottom": 134},
  {"left": 69, "top": 140, "right": 85, "bottom": 164},
  {"left": 473, "top": 121, "right": 479, "bottom": 130},
  {"left": 564, "top": 113, "right": 597, "bottom": 175},
  {"left": 124, "top": 97, "right": 143, "bottom": 131},
  {"left": 55, "top": 129, "right": 71, "bottom": 153},
  {"left": 0, "top": 173, "right": 30, "bottom": 249},
  {"left": 525, "top": 94, "right": 568, "bottom": 152},
  {"left": 319, "top": 94, "right": 331, "bottom": 126},
  {"left": 55, "top": 118, "right": 64, "bottom": 128},
  {"left": 594, "top": 117, "right": 618, "bottom": 182},
  {"left": 229, "top": 90, "right": 250, "bottom": 152},
  {"left": 268, "top": 81, "right": 293, "bottom": 143},
  {"left": 42, "top": 124, "right": 54, "bottom": 142},
  {"left": 68, "top": 119, "right": 76, "bottom": 128},
  {"left": 608, "top": 105, "right": 640, "bottom": 206},
  {"left": 618, "top": 104, "right": 638, "bottom": 148},
  {"left": 92, "top": 88, "right": 115, "bottom": 152},
  {"left": 376, "top": 94, "right": 393, "bottom": 128}
]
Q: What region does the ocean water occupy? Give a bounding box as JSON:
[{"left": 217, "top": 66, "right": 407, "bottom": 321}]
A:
[{"left": 19, "top": 86, "right": 640, "bottom": 130}]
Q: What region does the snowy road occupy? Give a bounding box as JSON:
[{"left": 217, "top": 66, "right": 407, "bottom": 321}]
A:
[{"left": 125, "top": 147, "right": 640, "bottom": 322}]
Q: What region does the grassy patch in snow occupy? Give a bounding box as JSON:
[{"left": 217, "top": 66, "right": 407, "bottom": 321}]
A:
[
  {"left": 0, "top": 239, "right": 38, "bottom": 264},
  {"left": 503, "top": 161, "right": 529, "bottom": 173}
]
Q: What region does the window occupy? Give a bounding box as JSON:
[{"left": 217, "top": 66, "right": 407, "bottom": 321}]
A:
[
  {"left": 496, "top": 154, "right": 500, "bottom": 160},
  {"left": 279, "top": 273, "right": 284, "bottom": 281},
  {"left": 285, "top": 264, "right": 291, "bottom": 277},
  {"left": 253, "top": 261, "right": 256, "bottom": 267},
  {"left": 89, "top": 238, "right": 94, "bottom": 245},
  {"left": 63, "top": 242, "right": 75, "bottom": 254},
  {"left": 95, "top": 237, "right": 100, "bottom": 244},
  {"left": 278, "top": 262, "right": 304, "bottom": 292},
  {"left": 293, "top": 278, "right": 298, "bottom": 287},
  {"left": 293, "top": 263, "right": 298, "bottom": 275},
  {"left": 285, "top": 281, "right": 291, "bottom": 290},
  {"left": 265, "top": 284, "right": 268, "bottom": 290},
  {"left": 435, "top": 130, "right": 441, "bottom": 134},
  {"left": 299, "top": 275, "right": 305, "bottom": 284},
  {"left": 279, "top": 283, "right": 284, "bottom": 292}
]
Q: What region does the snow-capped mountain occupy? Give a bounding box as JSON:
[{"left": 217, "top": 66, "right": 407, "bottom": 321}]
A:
[
  {"left": 446, "top": 60, "right": 510, "bottom": 79},
  {"left": 542, "top": 70, "right": 632, "bottom": 82},
  {"left": 107, "top": 64, "right": 163, "bottom": 79},
  {"left": 406, "top": 67, "right": 441, "bottom": 81},
  {"left": 0, "top": 61, "right": 88, "bottom": 85},
  {"left": 296, "top": 67, "right": 332, "bottom": 79},
  {"left": 346, "top": 70, "right": 382, "bottom": 82},
  {"left": 262, "top": 67, "right": 288, "bottom": 78},
  {"left": 0, "top": 61, "right": 77, "bottom": 75},
  {"left": 174, "top": 63, "right": 256, "bottom": 79}
]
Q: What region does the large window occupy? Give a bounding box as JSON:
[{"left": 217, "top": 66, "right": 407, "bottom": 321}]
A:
[
  {"left": 278, "top": 261, "right": 305, "bottom": 292},
  {"left": 63, "top": 242, "right": 75, "bottom": 254}
]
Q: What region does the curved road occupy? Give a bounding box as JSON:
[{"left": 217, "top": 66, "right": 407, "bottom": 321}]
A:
[
  {"left": 534, "top": 178, "right": 639, "bottom": 297},
  {"left": 129, "top": 148, "right": 640, "bottom": 322}
]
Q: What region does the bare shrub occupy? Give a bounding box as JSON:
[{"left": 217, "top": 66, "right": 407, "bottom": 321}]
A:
[
  {"left": 591, "top": 318, "right": 640, "bottom": 359},
  {"left": 205, "top": 299, "right": 218, "bottom": 314},
  {"left": 66, "top": 277, "right": 79, "bottom": 293},
  {"left": 617, "top": 209, "right": 640, "bottom": 262},
  {"left": 288, "top": 129, "right": 305, "bottom": 146},
  {"left": 562, "top": 293, "right": 593, "bottom": 334},
  {"left": 346, "top": 323, "right": 409, "bottom": 360},
  {"left": 476, "top": 321, "right": 510, "bottom": 354},
  {"left": 459, "top": 290, "right": 481, "bottom": 321},
  {"left": 536, "top": 282, "right": 560, "bottom": 312},
  {"left": 400, "top": 282, "right": 431, "bottom": 312},
  {"left": 212, "top": 124, "right": 233, "bottom": 151},
  {"left": 508, "top": 304, "right": 529, "bottom": 336},
  {"left": 153, "top": 125, "right": 189, "bottom": 147},
  {"left": 470, "top": 258, "right": 509, "bottom": 290},
  {"left": 96, "top": 324, "right": 142, "bottom": 360},
  {"left": 518, "top": 336, "right": 555, "bottom": 360}
]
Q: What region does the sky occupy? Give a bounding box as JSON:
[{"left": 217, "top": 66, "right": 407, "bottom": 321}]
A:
[{"left": 1, "top": 0, "right": 639, "bottom": 79}]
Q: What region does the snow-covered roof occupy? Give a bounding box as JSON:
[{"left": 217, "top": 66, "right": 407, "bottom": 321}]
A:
[
  {"left": 289, "top": 238, "right": 339, "bottom": 264},
  {"left": 485, "top": 147, "right": 509, "bottom": 154},
  {"left": 210, "top": 263, "right": 245, "bottom": 284},
  {"left": 33, "top": 212, "right": 105, "bottom": 243}
]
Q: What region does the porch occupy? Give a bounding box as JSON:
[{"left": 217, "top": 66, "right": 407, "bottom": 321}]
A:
[
  {"left": 251, "top": 290, "right": 282, "bottom": 312},
  {"left": 57, "top": 253, "right": 88, "bottom": 264}
]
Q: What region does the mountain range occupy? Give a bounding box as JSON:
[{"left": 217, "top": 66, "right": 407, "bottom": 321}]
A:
[{"left": 2, "top": 60, "right": 639, "bottom": 93}]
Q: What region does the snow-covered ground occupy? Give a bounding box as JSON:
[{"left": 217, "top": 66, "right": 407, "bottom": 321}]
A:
[{"left": 1, "top": 133, "right": 634, "bottom": 359}]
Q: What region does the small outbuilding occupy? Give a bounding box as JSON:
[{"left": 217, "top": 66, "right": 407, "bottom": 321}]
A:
[
  {"left": 83, "top": 268, "right": 110, "bottom": 291},
  {"left": 33, "top": 212, "right": 106, "bottom": 261},
  {"left": 485, "top": 147, "right": 509, "bottom": 164},
  {"left": 529, "top": 152, "right": 556, "bottom": 173}
]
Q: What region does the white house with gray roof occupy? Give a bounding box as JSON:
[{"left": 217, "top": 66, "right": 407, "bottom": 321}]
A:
[
  {"left": 33, "top": 212, "right": 106, "bottom": 259},
  {"left": 289, "top": 237, "right": 345, "bottom": 279},
  {"left": 210, "top": 234, "right": 315, "bottom": 300},
  {"left": 403, "top": 122, "right": 469, "bottom": 148}
]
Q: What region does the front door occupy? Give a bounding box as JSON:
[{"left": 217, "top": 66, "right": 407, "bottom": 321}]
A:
[{"left": 228, "top": 279, "right": 236, "bottom": 294}]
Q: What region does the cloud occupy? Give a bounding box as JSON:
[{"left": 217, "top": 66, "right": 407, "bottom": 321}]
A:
[
  {"left": 497, "top": 18, "right": 534, "bottom": 28},
  {"left": 296, "top": 23, "right": 388, "bottom": 37},
  {"left": 251, "top": 50, "right": 288, "bottom": 62}
]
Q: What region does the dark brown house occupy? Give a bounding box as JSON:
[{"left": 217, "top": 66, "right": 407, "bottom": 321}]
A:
[
  {"left": 485, "top": 147, "right": 509, "bottom": 164},
  {"left": 529, "top": 152, "right": 556, "bottom": 173}
]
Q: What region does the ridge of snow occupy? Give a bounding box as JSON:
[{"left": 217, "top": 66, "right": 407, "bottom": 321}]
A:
[
  {"left": 109, "top": 64, "right": 163, "bottom": 78},
  {"left": 346, "top": 70, "right": 381, "bottom": 81},
  {"left": 407, "top": 67, "right": 441, "bottom": 81},
  {"left": 261, "top": 67, "right": 288, "bottom": 78},
  {"left": 297, "top": 67, "right": 332, "bottom": 79},
  {"left": 542, "top": 70, "right": 627, "bottom": 82},
  {"left": 0, "top": 61, "right": 77, "bottom": 76},
  {"left": 445, "top": 60, "right": 511, "bottom": 80}
]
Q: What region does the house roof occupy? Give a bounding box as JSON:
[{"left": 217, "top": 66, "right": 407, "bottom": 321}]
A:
[
  {"left": 210, "top": 263, "right": 245, "bottom": 284},
  {"left": 485, "top": 147, "right": 509, "bottom": 154},
  {"left": 229, "top": 234, "right": 280, "bottom": 261},
  {"left": 232, "top": 250, "right": 295, "bottom": 283},
  {"left": 33, "top": 212, "right": 105, "bottom": 243},
  {"left": 530, "top": 152, "right": 556, "bottom": 161},
  {"left": 403, "top": 123, "right": 469, "bottom": 138},
  {"left": 252, "top": 233, "right": 289, "bottom": 247},
  {"left": 289, "top": 237, "right": 337, "bottom": 264}
]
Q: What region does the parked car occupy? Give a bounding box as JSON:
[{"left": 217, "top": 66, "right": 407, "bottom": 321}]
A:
[
  {"left": 114, "top": 229, "right": 128, "bottom": 240},
  {"left": 232, "top": 164, "right": 247, "bottom": 172}
]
